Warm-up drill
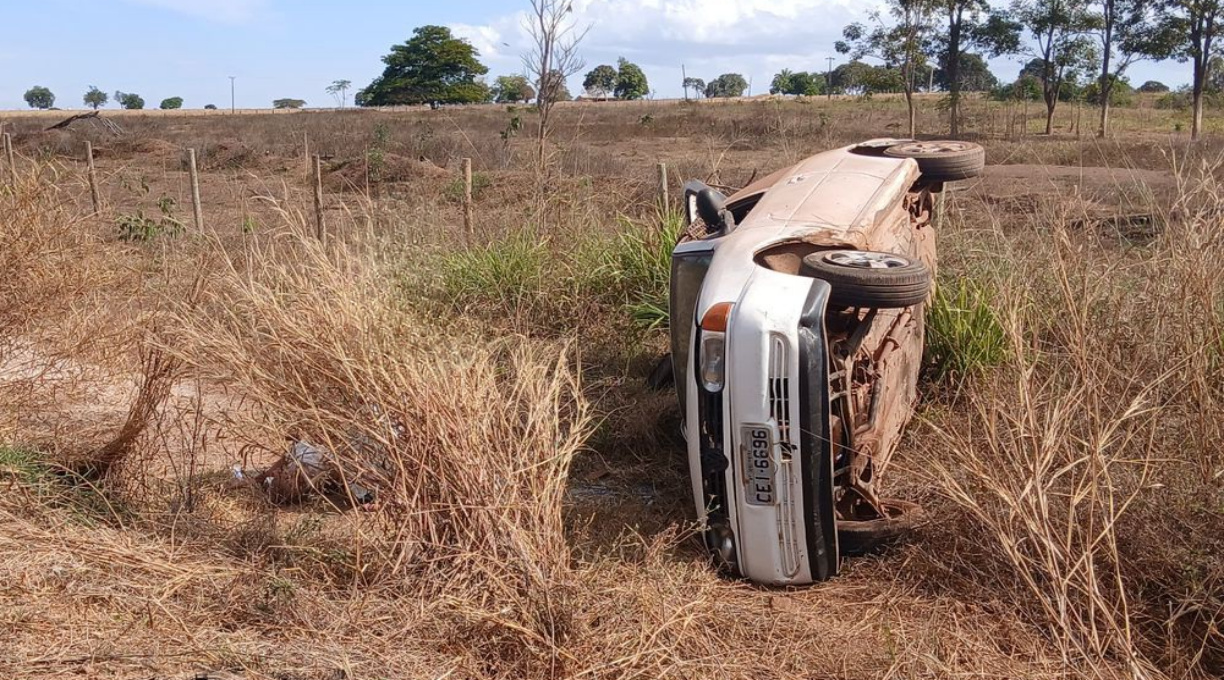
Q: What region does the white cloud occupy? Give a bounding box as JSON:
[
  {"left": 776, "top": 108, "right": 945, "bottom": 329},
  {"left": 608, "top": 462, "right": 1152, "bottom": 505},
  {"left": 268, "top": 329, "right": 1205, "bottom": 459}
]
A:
[
  {"left": 119, "top": 0, "right": 268, "bottom": 24},
  {"left": 451, "top": 0, "right": 883, "bottom": 95}
]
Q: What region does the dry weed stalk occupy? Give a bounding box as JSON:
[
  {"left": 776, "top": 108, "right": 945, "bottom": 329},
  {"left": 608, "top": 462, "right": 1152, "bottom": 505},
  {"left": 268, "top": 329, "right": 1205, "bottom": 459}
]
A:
[{"left": 166, "top": 230, "right": 592, "bottom": 671}]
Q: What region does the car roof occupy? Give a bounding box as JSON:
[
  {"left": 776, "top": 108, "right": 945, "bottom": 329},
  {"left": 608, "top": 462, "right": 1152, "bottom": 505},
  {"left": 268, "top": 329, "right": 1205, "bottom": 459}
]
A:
[{"left": 729, "top": 146, "right": 917, "bottom": 234}]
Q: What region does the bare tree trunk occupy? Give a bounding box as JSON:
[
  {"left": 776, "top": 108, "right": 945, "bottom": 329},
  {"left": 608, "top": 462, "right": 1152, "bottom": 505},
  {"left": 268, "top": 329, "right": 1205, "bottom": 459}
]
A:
[
  {"left": 947, "top": 6, "right": 963, "bottom": 136},
  {"left": 1044, "top": 89, "right": 1056, "bottom": 135},
  {"left": 1097, "top": 17, "right": 1112, "bottom": 138},
  {"left": 1192, "top": 56, "right": 1206, "bottom": 142},
  {"left": 906, "top": 88, "right": 917, "bottom": 138}
]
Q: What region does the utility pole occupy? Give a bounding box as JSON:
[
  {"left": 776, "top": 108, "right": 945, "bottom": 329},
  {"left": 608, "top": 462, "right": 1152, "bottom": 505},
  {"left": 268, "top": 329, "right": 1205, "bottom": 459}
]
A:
[
  {"left": 682, "top": 63, "right": 688, "bottom": 101},
  {"left": 229, "top": 76, "right": 236, "bottom": 113},
  {"left": 826, "top": 57, "right": 834, "bottom": 101}
]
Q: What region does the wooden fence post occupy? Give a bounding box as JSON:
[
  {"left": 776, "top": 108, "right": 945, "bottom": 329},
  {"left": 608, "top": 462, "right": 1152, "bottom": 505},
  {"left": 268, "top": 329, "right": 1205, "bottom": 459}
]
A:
[
  {"left": 657, "top": 162, "right": 669, "bottom": 210},
  {"left": 312, "top": 154, "right": 325, "bottom": 243},
  {"left": 86, "top": 141, "right": 101, "bottom": 214},
  {"left": 303, "top": 131, "right": 311, "bottom": 181},
  {"left": 187, "top": 148, "right": 203, "bottom": 230},
  {"left": 462, "top": 158, "right": 473, "bottom": 243},
  {"left": 3, "top": 133, "right": 14, "bottom": 189}
]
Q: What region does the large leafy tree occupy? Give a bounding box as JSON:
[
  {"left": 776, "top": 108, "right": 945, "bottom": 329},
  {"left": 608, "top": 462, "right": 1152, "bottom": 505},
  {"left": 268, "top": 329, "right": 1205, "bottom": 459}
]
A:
[
  {"left": 933, "top": 1, "right": 1020, "bottom": 134},
  {"left": 492, "top": 74, "right": 535, "bottom": 103},
  {"left": 705, "top": 73, "right": 749, "bottom": 98},
  {"left": 614, "top": 58, "right": 649, "bottom": 99},
  {"left": 159, "top": 96, "right": 184, "bottom": 110},
  {"left": 1154, "top": 0, "right": 1224, "bottom": 140},
  {"left": 838, "top": 0, "right": 937, "bottom": 137},
  {"left": 24, "top": 86, "right": 55, "bottom": 109},
  {"left": 359, "top": 26, "right": 490, "bottom": 106},
  {"left": 583, "top": 64, "right": 617, "bottom": 98},
  {"left": 1013, "top": 0, "right": 1099, "bottom": 135},
  {"left": 83, "top": 86, "right": 108, "bottom": 110},
  {"left": 771, "top": 69, "right": 824, "bottom": 95},
  {"left": 791, "top": 71, "right": 825, "bottom": 95},
  {"left": 115, "top": 91, "right": 145, "bottom": 110}
]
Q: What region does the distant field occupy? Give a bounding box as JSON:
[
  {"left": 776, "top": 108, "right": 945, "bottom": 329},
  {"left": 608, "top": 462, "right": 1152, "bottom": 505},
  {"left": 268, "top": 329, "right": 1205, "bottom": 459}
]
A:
[{"left": 2, "top": 97, "right": 1222, "bottom": 679}]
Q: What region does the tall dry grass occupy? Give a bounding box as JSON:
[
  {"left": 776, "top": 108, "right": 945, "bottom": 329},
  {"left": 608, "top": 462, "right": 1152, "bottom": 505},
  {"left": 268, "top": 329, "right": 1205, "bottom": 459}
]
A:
[
  {"left": 163, "top": 227, "right": 593, "bottom": 673},
  {"left": 6, "top": 105, "right": 1224, "bottom": 678},
  {"left": 910, "top": 156, "right": 1224, "bottom": 678}
]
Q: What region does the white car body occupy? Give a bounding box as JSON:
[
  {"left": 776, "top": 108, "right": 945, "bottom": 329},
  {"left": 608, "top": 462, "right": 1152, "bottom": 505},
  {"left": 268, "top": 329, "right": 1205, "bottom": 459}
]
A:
[{"left": 671, "top": 140, "right": 937, "bottom": 585}]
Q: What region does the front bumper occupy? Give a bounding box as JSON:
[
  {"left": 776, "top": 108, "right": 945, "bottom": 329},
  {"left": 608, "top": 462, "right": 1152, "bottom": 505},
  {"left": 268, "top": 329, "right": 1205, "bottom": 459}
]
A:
[{"left": 686, "top": 268, "right": 836, "bottom": 585}]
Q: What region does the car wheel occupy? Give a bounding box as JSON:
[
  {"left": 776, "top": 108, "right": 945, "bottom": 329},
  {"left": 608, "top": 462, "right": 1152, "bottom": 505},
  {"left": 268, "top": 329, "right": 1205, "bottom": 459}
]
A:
[
  {"left": 883, "top": 140, "right": 985, "bottom": 181},
  {"left": 799, "top": 250, "right": 932, "bottom": 309},
  {"left": 837, "top": 499, "right": 924, "bottom": 556}
]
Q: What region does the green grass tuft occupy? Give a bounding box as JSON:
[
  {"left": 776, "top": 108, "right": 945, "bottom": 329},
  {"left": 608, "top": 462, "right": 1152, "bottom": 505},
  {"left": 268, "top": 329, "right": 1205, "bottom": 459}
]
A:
[{"left": 925, "top": 275, "right": 1009, "bottom": 382}]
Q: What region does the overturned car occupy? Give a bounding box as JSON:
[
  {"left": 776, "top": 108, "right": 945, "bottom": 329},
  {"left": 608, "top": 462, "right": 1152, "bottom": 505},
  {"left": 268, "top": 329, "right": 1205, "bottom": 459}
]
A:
[{"left": 669, "top": 140, "right": 984, "bottom": 585}]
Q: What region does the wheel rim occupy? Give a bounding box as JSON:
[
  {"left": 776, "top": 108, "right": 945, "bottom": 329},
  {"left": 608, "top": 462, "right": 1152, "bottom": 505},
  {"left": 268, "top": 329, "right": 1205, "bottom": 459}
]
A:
[
  {"left": 823, "top": 251, "right": 909, "bottom": 270},
  {"left": 889, "top": 140, "right": 974, "bottom": 155}
]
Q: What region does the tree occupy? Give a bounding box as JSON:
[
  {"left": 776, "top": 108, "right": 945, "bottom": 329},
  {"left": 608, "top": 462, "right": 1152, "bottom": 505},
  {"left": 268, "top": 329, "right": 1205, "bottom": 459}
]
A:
[
  {"left": 934, "top": 52, "right": 1000, "bottom": 91},
  {"left": 273, "top": 98, "right": 307, "bottom": 109},
  {"left": 770, "top": 69, "right": 796, "bottom": 94},
  {"left": 326, "top": 79, "right": 352, "bottom": 108},
  {"left": 24, "top": 86, "right": 55, "bottom": 109},
  {"left": 1083, "top": 75, "right": 1136, "bottom": 103},
  {"left": 523, "top": 0, "right": 588, "bottom": 176},
  {"left": 1154, "top": 1, "right": 1224, "bottom": 140},
  {"left": 1013, "top": 0, "right": 1099, "bottom": 135},
  {"left": 114, "top": 91, "right": 145, "bottom": 109},
  {"left": 583, "top": 64, "right": 617, "bottom": 98},
  {"left": 1093, "top": 0, "right": 1175, "bottom": 136},
  {"left": 830, "top": 61, "right": 878, "bottom": 94},
  {"left": 614, "top": 58, "right": 649, "bottom": 99},
  {"left": 1137, "top": 78, "right": 1170, "bottom": 90},
  {"left": 83, "top": 86, "right": 108, "bottom": 110},
  {"left": 772, "top": 70, "right": 825, "bottom": 95},
  {"left": 705, "top": 73, "right": 750, "bottom": 98},
  {"left": 492, "top": 74, "right": 536, "bottom": 103},
  {"left": 683, "top": 76, "right": 707, "bottom": 99},
  {"left": 359, "top": 26, "right": 490, "bottom": 106},
  {"left": 538, "top": 69, "right": 573, "bottom": 102},
  {"left": 159, "top": 97, "right": 183, "bottom": 110},
  {"left": 838, "top": 0, "right": 937, "bottom": 137},
  {"left": 933, "top": 1, "right": 1020, "bottom": 135}
]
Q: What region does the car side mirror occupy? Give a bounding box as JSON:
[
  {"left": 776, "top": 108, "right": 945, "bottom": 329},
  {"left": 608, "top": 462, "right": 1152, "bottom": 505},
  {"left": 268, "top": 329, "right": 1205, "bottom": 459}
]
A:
[{"left": 695, "top": 188, "right": 726, "bottom": 228}]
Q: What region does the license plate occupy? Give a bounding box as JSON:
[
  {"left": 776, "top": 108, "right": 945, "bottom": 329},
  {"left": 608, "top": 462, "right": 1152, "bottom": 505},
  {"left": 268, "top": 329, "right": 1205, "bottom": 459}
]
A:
[{"left": 741, "top": 425, "right": 776, "bottom": 505}]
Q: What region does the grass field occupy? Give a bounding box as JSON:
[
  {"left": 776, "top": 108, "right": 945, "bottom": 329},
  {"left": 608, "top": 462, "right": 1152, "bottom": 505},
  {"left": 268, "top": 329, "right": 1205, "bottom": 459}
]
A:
[{"left": 2, "top": 94, "right": 1223, "bottom": 679}]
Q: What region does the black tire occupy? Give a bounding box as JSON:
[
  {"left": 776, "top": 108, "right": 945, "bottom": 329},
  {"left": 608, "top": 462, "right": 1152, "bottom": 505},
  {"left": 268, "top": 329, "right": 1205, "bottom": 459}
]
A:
[
  {"left": 837, "top": 499, "right": 924, "bottom": 556},
  {"left": 799, "top": 250, "right": 932, "bottom": 309},
  {"left": 884, "top": 141, "right": 985, "bottom": 181}
]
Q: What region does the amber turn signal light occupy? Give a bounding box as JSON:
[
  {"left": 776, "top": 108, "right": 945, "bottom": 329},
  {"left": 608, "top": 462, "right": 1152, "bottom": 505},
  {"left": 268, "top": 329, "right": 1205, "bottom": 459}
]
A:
[{"left": 700, "top": 302, "right": 734, "bottom": 332}]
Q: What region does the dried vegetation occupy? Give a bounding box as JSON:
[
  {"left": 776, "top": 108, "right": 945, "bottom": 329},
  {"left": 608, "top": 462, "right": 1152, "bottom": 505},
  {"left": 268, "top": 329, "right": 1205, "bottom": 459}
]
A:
[{"left": 1, "top": 97, "right": 1223, "bottom": 678}]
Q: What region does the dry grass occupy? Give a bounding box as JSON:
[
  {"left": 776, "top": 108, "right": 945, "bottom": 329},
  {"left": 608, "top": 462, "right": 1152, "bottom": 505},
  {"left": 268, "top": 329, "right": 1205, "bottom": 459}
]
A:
[{"left": 2, "top": 99, "right": 1224, "bottom": 679}]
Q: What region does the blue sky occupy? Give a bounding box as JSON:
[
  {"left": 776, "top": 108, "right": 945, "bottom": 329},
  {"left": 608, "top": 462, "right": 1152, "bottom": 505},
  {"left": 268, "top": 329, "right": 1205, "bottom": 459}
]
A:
[{"left": 0, "top": 0, "right": 1195, "bottom": 110}]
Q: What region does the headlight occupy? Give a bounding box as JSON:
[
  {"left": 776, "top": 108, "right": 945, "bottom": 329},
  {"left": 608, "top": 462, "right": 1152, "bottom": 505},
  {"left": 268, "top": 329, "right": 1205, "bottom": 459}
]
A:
[{"left": 700, "top": 332, "right": 726, "bottom": 392}]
